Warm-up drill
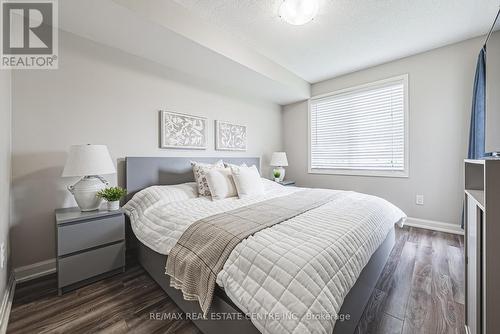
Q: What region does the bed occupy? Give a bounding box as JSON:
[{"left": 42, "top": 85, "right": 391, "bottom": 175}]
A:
[{"left": 124, "top": 157, "right": 405, "bottom": 334}]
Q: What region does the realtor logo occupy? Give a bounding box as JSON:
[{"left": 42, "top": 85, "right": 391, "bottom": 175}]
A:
[{"left": 1, "top": 0, "right": 58, "bottom": 69}]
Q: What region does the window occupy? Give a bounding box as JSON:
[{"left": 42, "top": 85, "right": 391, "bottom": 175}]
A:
[{"left": 309, "top": 75, "right": 408, "bottom": 177}]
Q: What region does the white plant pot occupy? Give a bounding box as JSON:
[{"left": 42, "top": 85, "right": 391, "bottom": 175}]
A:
[
  {"left": 274, "top": 178, "right": 280, "bottom": 182},
  {"left": 107, "top": 201, "right": 120, "bottom": 211}
]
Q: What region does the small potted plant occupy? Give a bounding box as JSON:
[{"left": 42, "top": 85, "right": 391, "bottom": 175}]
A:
[
  {"left": 273, "top": 169, "right": 281, "bottom": 182},
  {"left": 96, "top": 187, "right": 127, "bottom": 211}
]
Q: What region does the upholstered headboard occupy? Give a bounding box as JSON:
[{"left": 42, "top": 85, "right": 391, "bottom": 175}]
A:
[{"left": 125, "top": 156, "right": 260, "bottom": 200}]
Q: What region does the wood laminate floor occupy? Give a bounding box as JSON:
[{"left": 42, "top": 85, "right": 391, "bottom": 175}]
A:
[
  {"left": 356, "top": 226, "right": 465, "bottom": 334},
  {"left": 7, "top": 226, "right": 464, "bottom": 334}
]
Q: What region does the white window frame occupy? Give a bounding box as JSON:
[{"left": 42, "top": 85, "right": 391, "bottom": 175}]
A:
[{"left": 308, "top": 74, "right": 409, "bottom": 178}]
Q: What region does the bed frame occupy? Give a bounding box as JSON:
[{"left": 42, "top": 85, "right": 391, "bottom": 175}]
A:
[{"left": 125, "top": 157, "right": 396, "bottom": 334}]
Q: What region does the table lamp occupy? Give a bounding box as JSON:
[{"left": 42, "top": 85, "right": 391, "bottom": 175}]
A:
[
  {"left": 270, "top": 152, "right": 288, "bottom": 182},
  {"left": 62, "top": 144, "right": 116, "bottom": 211}
]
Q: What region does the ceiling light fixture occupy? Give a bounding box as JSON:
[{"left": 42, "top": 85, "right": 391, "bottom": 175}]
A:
[{"left": 279, "top": 0, "right": 319, "bottom": 26}]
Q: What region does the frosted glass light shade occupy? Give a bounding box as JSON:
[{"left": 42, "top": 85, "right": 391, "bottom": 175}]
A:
[
  {"left": 270, "top": 152, "right": 289, "bottom": 167},
  {"left": 62, "top": 144, "right": 116, "bottom": 177},
  {"left": 279, "top": 0, "right": 319, "bottom": 26}
]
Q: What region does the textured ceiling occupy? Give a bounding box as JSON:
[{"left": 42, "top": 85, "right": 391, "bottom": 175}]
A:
[
  {"left": 60, "top": 0, "right": 310, "bottom": 105},
  {"left": 174, "top": 0, "right": 498, "bottom": 83}
]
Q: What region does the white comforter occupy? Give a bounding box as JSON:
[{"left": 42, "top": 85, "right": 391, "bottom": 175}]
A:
[{"left": 124, "top": 180, "right": 406, "bottom": 334}]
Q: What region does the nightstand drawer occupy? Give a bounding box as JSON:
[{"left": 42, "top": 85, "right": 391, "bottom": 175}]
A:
[
  {"left": 58, "top": 241, "right": 125, "bottom": 287},
  {"left": 58, "top": 215, "right": 124, "bottom": 256}
]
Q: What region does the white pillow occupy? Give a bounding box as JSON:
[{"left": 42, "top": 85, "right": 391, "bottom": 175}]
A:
[
  {"left": 224, "top": 162, "right": 247, "bottom": 169},
  {"left": 191, "top": 160, "right": 224, "bottom": 196},
  {"left": 231, "top": 165, "right": 264, "bottom": 198},
  {"left": 206, "top": 168, "right": 237, "bottom": 201}
]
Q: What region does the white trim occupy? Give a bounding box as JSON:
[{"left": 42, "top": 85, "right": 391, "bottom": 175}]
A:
[
  {"left": 405, "top": 217, "right": 464, "bottom": 235},
  {"left": 14, "top": 258, "right": 56, "bottom": 283},
  {"left": 308, "top": 74, "right": 410, "bottom": 178},
  {"left": 0, "top": 273, "right": 15, "bottom": 334},
  {"left": 308, "top": 168, "right": 409, "bottom": 178},
  {"left": 311, "top": 74, "right": 408, "bottom": 100}
]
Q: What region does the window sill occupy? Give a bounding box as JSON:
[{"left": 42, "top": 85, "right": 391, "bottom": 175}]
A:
[{"left": 308, "top": 168, "right": 409, "bottom": 178}]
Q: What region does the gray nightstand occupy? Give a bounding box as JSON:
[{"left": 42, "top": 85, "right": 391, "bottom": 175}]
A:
[
  {"left": 55, "top": 207, "right": 125, "bottom": 295},
  {"left": 278, "top": 180, "right": 296, "bottom": 186}
]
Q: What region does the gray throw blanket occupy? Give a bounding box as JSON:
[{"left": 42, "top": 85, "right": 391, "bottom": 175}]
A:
[{"left": 165, "top": 189, "right": 340, "bottom": 315}]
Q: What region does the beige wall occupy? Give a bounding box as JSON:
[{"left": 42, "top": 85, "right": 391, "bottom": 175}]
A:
[
  {"left": 11, "top": 31, "right": 283, "bottom": 268},
  {"left": 283, "top": 37, "right": 482, "bottom": 227},
  {"left": 0, "top": 70, "right": 12, "bottom": 309}
]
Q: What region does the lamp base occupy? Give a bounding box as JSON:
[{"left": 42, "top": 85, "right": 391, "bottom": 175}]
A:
[
  {"left": 68, "top": 176, "right": 108, "bottom": 211},
  {"left": 272, "top": 167, "right": 286, "bottom": 182}
]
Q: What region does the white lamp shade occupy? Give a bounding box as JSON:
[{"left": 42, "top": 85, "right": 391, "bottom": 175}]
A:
[
  {"left": 62, "top": 144, "right": 116, "bottom": 177},
  {"left": 270, "top": 152, "right": 289, "bottom": 167}
]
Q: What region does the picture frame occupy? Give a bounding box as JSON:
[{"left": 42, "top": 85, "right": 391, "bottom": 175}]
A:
[
  {"left": 215, "top": 120, "right": 247, "bottom": 151},
  {"left": 160, "top": 111, "right": 207, "bottom": 150}
]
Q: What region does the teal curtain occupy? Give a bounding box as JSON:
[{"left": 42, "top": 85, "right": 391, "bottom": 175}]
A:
[
  {"left": 463, "top": 48, "right": 487, "bottom": 229},
  {"left": 468, "top": 48, "right": 487, "bottom": 159}
]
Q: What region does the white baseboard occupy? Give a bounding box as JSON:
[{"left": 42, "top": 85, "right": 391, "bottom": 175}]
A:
[
  {"left": 0, "top": 272, "right": 16, "bottom": 334},
  {"left": 405, "top": 217, "right": 464, "bottom": 235},
  {"left": 0, "top": 259, "right": 57, "bottom": 332},
  {"left": 14, "top": 258, "right": 56, "bottom": 283}
]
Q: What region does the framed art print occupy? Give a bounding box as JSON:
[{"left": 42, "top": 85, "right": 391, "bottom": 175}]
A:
[
  {"left": 215, "top": 120, "right": 247, "bottom": 151},
  {"left": 160, "top": 111, "right": 207, "bottom": 149}
]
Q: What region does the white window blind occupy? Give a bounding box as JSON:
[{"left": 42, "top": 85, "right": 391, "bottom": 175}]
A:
[{"left": 309, "top": 76, "right": 408, "bottom": 176}]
